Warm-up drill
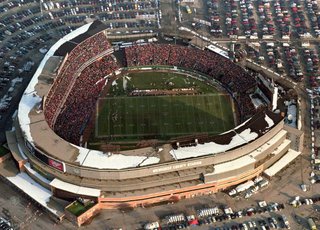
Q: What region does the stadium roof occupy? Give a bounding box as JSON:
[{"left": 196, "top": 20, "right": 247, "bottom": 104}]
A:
[{"left": 6, "top": 172, "right": 59, "bottom": 215}]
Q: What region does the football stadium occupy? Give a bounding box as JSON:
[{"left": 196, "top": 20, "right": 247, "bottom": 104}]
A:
[{"left": 5, "top": 21, "right": 304, "bottom": 224}]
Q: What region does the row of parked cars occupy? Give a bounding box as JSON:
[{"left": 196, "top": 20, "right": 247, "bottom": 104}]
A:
[
  {"left": 289, "top": 0, "right": 310, "bottom": 38},
  {"left": 289, "top": 195, "right": 320, "bottom": 207},
  {"left": 144, "top": 201, "right": 286, "bottom": 230},
  {"left": 213, "top": 215, "right": 290, "bottom": 230},
  {"left": 0, "top": 0, "right": 36, "bottom": 14},
  {"left": 224, "top": 0, "right": 240, "bottom": 37},
  {"left": 239, "top": 0, "right": 257, "bottom": 37},
  {"left": 0, "top": 0, "right": 160, "bottom": 44},
  {"left": 207, "top": 0, "right": 223, "bottom": 36},
  {"left": 257, "top": 0, "right": 276, "bottom": 37},
  {"left": 202, "top": 0, "right": 320, "bottom": 39},
  {"left": 273, "top": 0, "right": 291, "bottom": 39},
  {"left": 306, "top": 0, "right": 320, "bottom": 37},
  {"left": 40, "top": 0, "right": 159, "bottom": 32},
  {"left": 281, "top": 44, "right": 303, "bottom": 81}
]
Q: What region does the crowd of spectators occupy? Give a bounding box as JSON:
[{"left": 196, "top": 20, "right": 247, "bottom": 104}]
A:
[
  {"left": 53, "top": 55, "right": 119, "bottom": 144},
  {"left": 125, "top": 44, "right": 256, "bottom": 94},
  {"left": 45, "top": 31, "right": 112, "bottom": 127},
  {"left": 125, "top": 43, "right": 257, "bottom": 119},
  {"left": 45, "top": 41, "right": 257, "bottom": 144}
]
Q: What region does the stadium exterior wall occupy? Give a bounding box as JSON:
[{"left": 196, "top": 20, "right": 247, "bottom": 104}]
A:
[
  {"left": 204, "top": 163, "right": 255, "bottom": 182},
  {"left": 95, "top": 165, "right": 264, "bottom": 209},
  {"left": 12, "top": 114, "right": 288, "bottom": 196},
  {"left": 10, "top": 118, "right": 286, "bottom": 196},
  {"left": 263, "top": 143, "right": 291, "bottom": 169},
  {"left": 27, "top": 119, "right": 285, "bottom": 182},
  {"left": 250, "top": 132, "right": 287, "bottom": 162}
]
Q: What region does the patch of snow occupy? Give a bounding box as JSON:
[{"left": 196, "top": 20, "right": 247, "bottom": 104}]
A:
[
  {"left": 18, "top": 22, "right": 93, "bottom": 143},
  {"left": 6, "top": 172, "right": 58, "bottom": 215},
  {"left": 265, "top": 114, "right": 274, "bottom": 128},
  {"left": 76, "top": 149, "right": 160, "bottom": 169},
  {"left": 170, "top": 128, "right": 259, "bottom": 160},
  {"left": 73, "top": 144, "right": 90, "bottom": 165}
]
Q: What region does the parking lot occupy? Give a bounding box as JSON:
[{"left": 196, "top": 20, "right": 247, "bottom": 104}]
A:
[{"left": 0, "top": 0, "right": 319, "bottom": 229}]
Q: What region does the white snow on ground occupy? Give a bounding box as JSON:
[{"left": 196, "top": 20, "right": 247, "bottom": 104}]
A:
[
  {"left": 265, "top": 114, "right": 274, "bottom": 128},
  {"left": 18, "top": 22, "right": 93, "bottom": 143},
  {"left": 6, "top": 172, "right": 58, "bottom": 215},
  {"left": 75, "top": 149, "right": 160, "bottom": 169},
  {"left": 170, "top": 128, "right": 259, "bottom": 160}
]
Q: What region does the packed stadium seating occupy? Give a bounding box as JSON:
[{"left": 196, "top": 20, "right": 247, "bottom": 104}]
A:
[
  {"left": 125, "top": 44, "right": 256, "bottom": 93},
  {"left": 44, "top": 32, "right": 116, "bottom": 143},
  {"left": 54, "top": 55, "right": 118, "bottom": 144},
  {"left": 44, "top": 32, "right": 111, "bottom": 127},
  {"left": 45, "top": 40, "right": 256, "bottom": 145},
  {"left": 125, "top": 43, "right": 257, "bottom": 119}
]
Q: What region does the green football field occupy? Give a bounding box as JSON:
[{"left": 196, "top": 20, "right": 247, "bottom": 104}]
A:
[{"left": 96, "top": 94, "right": 235, "bottom": 139}]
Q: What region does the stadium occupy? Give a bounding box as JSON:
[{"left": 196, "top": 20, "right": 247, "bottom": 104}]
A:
[{"left": 6, "top": 21, "right": 304, "bottom": 224}]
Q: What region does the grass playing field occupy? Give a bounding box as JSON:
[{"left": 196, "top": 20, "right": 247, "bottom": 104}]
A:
[
  {"left": 96, "top": 94, "right": 235, "bottom": 139},
  {"left": 92, "top": 70, "right": 235, "bottom": 143},
  {"left": 109, "top": 71, "right": 218, "bottom": 96}
]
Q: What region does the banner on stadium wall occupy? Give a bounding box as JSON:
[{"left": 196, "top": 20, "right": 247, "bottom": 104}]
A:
[
  {"left": 34, "top": 148, "right": 66, "bottom": 173},
  {"left": 48, "top": 158, "right": 66, "bottom": 172}
]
